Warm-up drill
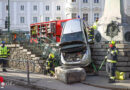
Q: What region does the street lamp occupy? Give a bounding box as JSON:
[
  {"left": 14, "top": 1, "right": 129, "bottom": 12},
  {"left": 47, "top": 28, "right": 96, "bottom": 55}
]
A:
[
  {"left": 8, "top": 0, "right": 10, "bottom": 33},
  {"left": 7, "top": 0, "right": 11, "bottom": 43}
]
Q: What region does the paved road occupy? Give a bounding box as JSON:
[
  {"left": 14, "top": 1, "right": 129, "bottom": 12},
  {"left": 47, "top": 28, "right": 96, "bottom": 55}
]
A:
[
  {"left": 0, "top": 81, "right": 34, "bottom": 90},
  {"left": 0, "top": 85, "right": 108, "bottom": 90},
  {"left": 0, "top": 69, "right": 110, "bottom": 90},
  {"left": 1, "top": 86, "right": 32, "bottom": 90}
]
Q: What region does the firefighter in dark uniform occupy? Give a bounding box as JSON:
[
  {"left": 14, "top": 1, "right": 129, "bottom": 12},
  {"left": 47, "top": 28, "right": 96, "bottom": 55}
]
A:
[
  {"left": 88, "top": 27, "right": 94, "bottom": 43},
  {"left": 0, "top": 41, "right": 10, "bottom": 72},
  {"left": 88, "top": 18, "right": 98, "bottom": 43},
  {"left": 46, "top": 53, "right": 55, "bottom": 76},
  {"left": 106, "top": 41, "right": 118, "bottom": 83}
]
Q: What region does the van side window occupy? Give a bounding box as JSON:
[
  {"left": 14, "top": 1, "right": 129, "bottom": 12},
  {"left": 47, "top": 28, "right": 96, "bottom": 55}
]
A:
[{"left": 83, "top": 22, "right": 88, "bottom": 40}]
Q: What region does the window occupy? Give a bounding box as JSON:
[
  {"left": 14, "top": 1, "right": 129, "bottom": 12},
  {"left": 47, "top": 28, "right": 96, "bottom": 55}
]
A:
[
  {"left": 33, "top": 17, "right": 37, "bottom": 23},
  {"left": 72, "top": 0, "right": 76, "bottom": 2},
  {"left": 94, "top": 13, "right": 99, "bottom": 21},
  {"left": 94, "top": 0, "right": 99, "bottom": 3},
  {"left": 83, "top": 0, "right": 88, "bottom": 3},
  {"left": 83, "top": 13, "right": 88, "bottom": 21},
  {"left": 57, "top": 6, "right": 60, "bottom": 11},
  {"left": 45, "top": 17, "right": 50, "bottom": 22},
  {"left": 56, "top": 17, "right": 61, "bottom": 20},
  {"left": 6, "top": 5, "right": 8, "bottom": 11},
  {"left": 20, "top": 17, "right": 25, "bottom": 23},
  {"left": 46, "top": 5, "right": 49, "bottom": 11},
  {"left": 33, "top": 5, "right": 37, "bottom": 11},
  {"left": 72, "top": 13, "right": 77, "bottom": 18},
  {"left": 5, "top": 16, "right": 8, "bottom": 21},
  {"left": 21, "top": 5, "right": 24, "bottom": 11}
]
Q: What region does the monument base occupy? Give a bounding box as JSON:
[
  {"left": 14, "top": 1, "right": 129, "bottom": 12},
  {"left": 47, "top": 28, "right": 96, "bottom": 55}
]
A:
[{"left": 55, "top": 66, "right": 86, "bottom": 84}]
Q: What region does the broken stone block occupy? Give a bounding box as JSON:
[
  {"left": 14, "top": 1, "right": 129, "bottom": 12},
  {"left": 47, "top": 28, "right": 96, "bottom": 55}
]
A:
[{"left": 55, "top": 66, "right": 86, "bottom": 84}]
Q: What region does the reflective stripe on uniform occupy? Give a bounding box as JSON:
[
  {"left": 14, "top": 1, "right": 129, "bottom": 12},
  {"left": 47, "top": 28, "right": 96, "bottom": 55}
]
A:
[
  {"left": 111, "top": 50, "right": 118, "bottom": 55},
  {"left": 110, "top": 76, "right": 115, "bottom": 80},
  {"left": 115, "top": 50, "right": 118, "bottom": 54},
  {"left": 111, "top": 51, "right": 115, "bottom": 54},
  {"left": 50, "top": 70, "right": 55, "bottom": 75},
  {"left": 107, "top": 59, "right": 117, "bottom": 63},
  {"left": 88, "top": 35, "right": 94, "bottom": 36}
]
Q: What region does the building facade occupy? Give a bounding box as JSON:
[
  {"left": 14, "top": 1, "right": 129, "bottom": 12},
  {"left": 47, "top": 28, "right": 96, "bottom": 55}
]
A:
[{"left": 0, "top": 0, "right": 105, "bottom": 32}]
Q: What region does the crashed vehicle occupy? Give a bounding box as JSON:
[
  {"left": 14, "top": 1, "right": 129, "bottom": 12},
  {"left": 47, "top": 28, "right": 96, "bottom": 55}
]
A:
[{"left": 60, "top": 19, "right": 91, "bottom": 67}]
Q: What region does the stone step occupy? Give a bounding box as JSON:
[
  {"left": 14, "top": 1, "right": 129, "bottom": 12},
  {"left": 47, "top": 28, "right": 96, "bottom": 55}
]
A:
[
  {"left": 93, "top": 48, "right": 130, "bottom": 52},
  {"left": 27, "top": 52, "right": 31, "bottom": 55},
  {"left": 15, "top": 44, "right": 20, "bottom": 47},
  {"left": 91, "top": 44, "right": 130, "bottom": 49},
  {"left": 31, "top": 54, "right": 36, "bottom": 58},
  {"left": 22, "top": 49, "right": 28, "bottom": 52},
  {"left": 95, "top": 60, "right": 130, "bottom": 67},
  {"left": 92, "top": 50, "right": 127, "bottom": 56},
  {"left": 6, "top": 44, "right": 16, "bottom": 47},
  {"left": 32, "top": 57, "right": 40, "bottom": 60},
  {"left": 92, "top": 56, "right": 130, "bottom": 62},
  {"left": 95, "top": 63, "right": 130, "bottom": 72},
  {"left": 92, "top": 51, "right": 107, "bottom": 56},
  {"left": 19, "top": 47, "right": 23, "bottom": 50}
]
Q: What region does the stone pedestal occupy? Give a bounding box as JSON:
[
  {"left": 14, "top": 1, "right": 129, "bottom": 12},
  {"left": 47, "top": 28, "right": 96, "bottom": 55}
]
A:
[
  {"left": 95, "top": 0, "right": 130, "bottom": 43},
  {"left": 55, "top": 66, "right": 86, "bottom": 84}
]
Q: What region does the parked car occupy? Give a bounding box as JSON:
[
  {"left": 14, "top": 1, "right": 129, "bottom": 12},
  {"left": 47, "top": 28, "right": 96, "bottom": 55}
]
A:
[{"left": 60, "top": 19, "right": 91, "bottom": 67}]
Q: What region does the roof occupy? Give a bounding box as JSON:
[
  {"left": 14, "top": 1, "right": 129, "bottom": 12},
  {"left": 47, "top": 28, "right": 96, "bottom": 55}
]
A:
[{"left": 62, "top": 19, "right": 81, "bottom": 34}]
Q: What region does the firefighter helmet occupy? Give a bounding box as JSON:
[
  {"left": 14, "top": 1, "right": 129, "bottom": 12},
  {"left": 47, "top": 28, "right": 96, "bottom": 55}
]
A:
[
  {"left": 2, "top": 41, "right": 5, "bottom": 44},
  {"left": 49, "top": 53, "right": 55, "bottom": 59},
  {"left": 111, "top": 40, "right": 115, "bottom": 45}
]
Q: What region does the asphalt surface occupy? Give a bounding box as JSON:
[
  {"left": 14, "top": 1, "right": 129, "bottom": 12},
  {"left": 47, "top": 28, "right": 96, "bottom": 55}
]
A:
[
  {"left": 0, "top": 69, "right": 110, "bottom": 90},
  {"left": 0, "top": 84, "right": 109, "bottom": 90},
  {"left": 0, "top": 85, "right": 32, "bottom": 90}
]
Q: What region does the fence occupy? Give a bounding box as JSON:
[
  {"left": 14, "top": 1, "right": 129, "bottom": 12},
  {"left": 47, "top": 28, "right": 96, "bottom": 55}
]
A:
[
  {"left": 1, "top": 58, "right": 35, "bottom": 84},
  {"left": 0, "top": 31, "right": 60, "bottom": 60}
]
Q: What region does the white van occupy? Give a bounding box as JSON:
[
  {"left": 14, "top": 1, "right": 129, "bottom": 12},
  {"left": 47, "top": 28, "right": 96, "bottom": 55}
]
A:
[{"left": 60, "top": 19, "right": 91, "bottom": 67}]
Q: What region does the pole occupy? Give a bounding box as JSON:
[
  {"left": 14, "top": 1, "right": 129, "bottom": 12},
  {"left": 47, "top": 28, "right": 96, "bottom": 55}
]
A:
[
  {"left": 8, "top": 0, "right": 10, "bottom": 43},
  {"left": 27, "top": 60, "right": 30, "bottom": 84},
  {"left": 8, "top": 0, "right": 10, "bottom": 33}
]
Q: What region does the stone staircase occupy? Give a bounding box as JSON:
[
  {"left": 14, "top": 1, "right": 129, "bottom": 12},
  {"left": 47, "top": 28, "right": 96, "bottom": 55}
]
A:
[
  {"left": 20, "top": 43, "right": 44, "bottom": 58},
  {"left": 91, "top": 44, "right": 130, "bottom": 78},
  {"left": 8, "top": 44, "right": 45, "bottom": 73}
]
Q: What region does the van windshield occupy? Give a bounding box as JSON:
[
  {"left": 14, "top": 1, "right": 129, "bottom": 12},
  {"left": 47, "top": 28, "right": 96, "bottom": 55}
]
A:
[{"left": 61, "top": 31, "right": 85, "bottom": 43}]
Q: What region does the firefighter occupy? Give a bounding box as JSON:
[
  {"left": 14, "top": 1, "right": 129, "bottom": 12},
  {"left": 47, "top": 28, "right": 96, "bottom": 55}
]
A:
[
  {"left": 87, "top": 27, "right": 94, "bottom": 43},
  {"left": 88, "top": 18, "right": 98, "bottom": 43},
  {"left": 31, "top": 26, "right": 37, "bottom": 38},
  {"left": 92, "top": 18, "right": 98, "bottom": 30},
  {"left": 0, "top": 41, "right": 10, "bottom": 72},
  {"left": 45, "top": 53, "right": 55, "bottom": 76},
  {"left": 32, "top": 29, "right": 37, "bottom": 36},
  {"left": 13, "top": 33, "right": 17, "bottom": 43},
  {"left": 106, "top": 41, "right": 118, "bottom": 83}
]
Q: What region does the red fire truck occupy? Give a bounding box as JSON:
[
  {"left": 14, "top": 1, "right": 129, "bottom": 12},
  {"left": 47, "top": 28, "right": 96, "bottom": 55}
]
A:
[{"left": 30, "top": 19, "right": 72, "bottom": 43}]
